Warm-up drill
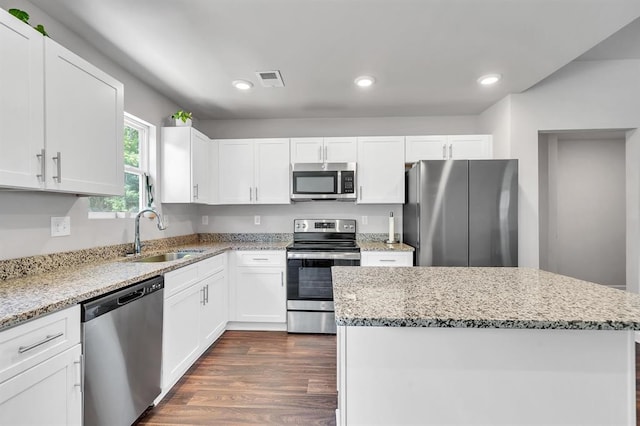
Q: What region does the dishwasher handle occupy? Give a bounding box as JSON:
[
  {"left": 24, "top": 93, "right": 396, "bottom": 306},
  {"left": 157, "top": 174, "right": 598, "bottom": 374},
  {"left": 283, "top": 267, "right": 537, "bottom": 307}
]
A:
[{"left": 117, "top": 288, "right": 145, "bottom": 305}]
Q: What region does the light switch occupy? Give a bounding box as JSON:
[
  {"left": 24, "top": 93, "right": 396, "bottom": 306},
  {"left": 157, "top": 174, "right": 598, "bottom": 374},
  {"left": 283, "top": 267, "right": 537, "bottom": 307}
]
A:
[
  {"left": 51, "top": 216, "right": 71, "bottom": 237},
  {"left": 361, "top": 216, "right": 368, "bottom": 225}
]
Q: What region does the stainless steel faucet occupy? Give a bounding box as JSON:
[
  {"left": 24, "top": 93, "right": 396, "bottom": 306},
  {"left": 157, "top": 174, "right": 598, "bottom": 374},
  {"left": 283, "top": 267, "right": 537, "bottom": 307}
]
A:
[{"left": 134, "top": 208, "right": 167, "bottom": 254}]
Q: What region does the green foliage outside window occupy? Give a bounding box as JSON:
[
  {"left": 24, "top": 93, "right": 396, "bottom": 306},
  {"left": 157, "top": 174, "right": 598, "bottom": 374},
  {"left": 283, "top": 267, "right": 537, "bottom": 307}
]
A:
[{"left": 89, "top": 124, "right": 142, "bottom": 213}]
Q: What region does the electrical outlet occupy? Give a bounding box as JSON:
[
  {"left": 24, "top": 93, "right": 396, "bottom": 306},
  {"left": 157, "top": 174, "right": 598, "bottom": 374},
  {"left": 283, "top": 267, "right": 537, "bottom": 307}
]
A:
[
  {"left": 254, "top": 215, "right": 261, "bottom": 225},
  {"left": 361, "top": 216, "right": 368, "bottom": 225},
  {"left": 202, "top": 215, "right": 209, "bottom": 225},
  {"left": 51, "top": 216, "right": 71, "bottom": 237}
]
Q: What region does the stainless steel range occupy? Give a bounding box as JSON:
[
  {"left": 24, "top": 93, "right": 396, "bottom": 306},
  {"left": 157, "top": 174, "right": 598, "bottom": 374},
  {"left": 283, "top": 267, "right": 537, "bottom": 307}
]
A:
[{"left": 286, "top": 219, "right": 360, "bottom": 334}]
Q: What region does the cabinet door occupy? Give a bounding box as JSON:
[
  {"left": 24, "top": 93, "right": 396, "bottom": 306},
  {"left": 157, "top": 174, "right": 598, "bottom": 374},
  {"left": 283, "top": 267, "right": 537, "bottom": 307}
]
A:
[
  {"left": 162, "top": 284, "right": 201, "bottom": 391},
  {"left": 290, "top": 137, "right": 324, "bottom": 163},
  {"left": 405, "top": 136, "right": 448, "bottom": 162},
  {"left": 44, "top": 38, "right": 124, "bottom": 196},
  {"left": 357, "top": 136, "right": 405, "bottom": 204},
  {"left": 0, "top": 344, "right": 82, "bottom": 426},
  {"left": 236, "top": 267, "right": 286, "bottom": 322},
  {"left": 448, "top": 135, "right": 492, "bottom": 159},
  {"left": 191, "top": 131, "right": 211, "bottom": 204},
  {"left": 254, "top": 138, "right": 290, "bottom": 204},
  {"left": 218, "top": 139, "right": 254, "bottom": 204},
  {"left": 324, "top": 137, "right": 357, "bottom": 163},
  {"left": 0, "top": 10, "right": 44, "bottom": 190},
  {"left": 199, "top": 270, "right": 227, "bottom": 349}
]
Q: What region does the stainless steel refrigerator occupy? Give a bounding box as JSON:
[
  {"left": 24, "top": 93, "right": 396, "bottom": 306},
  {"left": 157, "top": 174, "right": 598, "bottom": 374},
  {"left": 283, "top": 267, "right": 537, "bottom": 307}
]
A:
[{"left": 403, "top": 160, "right": 518, "bottom": 266}]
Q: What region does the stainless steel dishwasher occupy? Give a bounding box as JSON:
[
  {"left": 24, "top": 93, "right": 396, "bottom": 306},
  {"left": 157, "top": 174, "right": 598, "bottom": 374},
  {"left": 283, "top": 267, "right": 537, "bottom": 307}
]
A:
[{"left": 81, "top": 275, "right": 164, "bottom": 426}]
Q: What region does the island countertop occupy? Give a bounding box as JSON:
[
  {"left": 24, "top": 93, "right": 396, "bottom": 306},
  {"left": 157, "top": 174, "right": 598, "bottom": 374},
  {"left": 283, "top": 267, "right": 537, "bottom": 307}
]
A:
[{"left": 332, "top": 266, "right": 640, "bottom": 330}]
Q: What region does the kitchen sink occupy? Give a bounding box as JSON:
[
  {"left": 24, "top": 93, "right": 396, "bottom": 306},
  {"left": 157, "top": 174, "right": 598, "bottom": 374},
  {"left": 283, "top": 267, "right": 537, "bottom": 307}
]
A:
[{"left": 133, "top": 250, "right": 202, "bottom": 263}]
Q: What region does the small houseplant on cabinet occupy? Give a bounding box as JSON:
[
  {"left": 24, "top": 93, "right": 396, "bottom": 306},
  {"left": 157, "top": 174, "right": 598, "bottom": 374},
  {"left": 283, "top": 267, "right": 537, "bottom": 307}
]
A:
[{"left": 171, "top": 110, "right": 193, "bottom": 127}]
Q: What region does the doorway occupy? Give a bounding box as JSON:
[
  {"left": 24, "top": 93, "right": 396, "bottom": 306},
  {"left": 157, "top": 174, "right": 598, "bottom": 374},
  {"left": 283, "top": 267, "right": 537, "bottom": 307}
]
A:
[{"left": 539, "top": 130, "right": 626, "bottom": 290}]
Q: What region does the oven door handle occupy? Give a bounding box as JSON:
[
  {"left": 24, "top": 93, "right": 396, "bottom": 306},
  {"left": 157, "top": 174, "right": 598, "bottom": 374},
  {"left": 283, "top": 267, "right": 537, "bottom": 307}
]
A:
[{"left": 287, "top": 251, "right": 361, "bottom": 260}]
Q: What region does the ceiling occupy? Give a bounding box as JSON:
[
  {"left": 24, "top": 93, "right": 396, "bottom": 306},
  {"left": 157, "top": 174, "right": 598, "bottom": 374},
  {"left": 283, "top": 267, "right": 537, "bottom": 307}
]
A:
[{"left": 29, "top": 0, "right": 640, "bottom": 120}]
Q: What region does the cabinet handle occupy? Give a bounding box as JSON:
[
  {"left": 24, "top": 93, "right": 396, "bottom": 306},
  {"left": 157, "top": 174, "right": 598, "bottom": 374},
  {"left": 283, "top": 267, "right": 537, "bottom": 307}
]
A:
[
  {"left": 449, "top": 144, "right": 453, "bottom": 158},
  {"left": 324, "top": 146, "right": 328, "bottom": 161},
  {"left": 74, "top": 356, "right": 82, "bottom": 388},
  {"left": 52, "top": 152, "right": 62, "bottom": 182},
  {"left": 206, "top": 284, "right": 209, "bottom": 304},
  {"left": 281, "top": 271, "right": 284, "bottom": 287},
  {"left": 359, "top": 186, "right": 362, "bottom": 201},
  {"left": 319, "top": 146, "right": 323, "bottom": 162},
  {"left": 18, "top": 332, "right": 64, "bottom": 353},
  {"left": 255, "top": 187, "right": 258, "bottom": 202},
  {"left": 442, "top": 144, "right": 446, "bottom": 159},
  {"left": 36, "top": 148, "right": 45, "bottom": 182},
  {"left": 201, "top": 286, "right": 206, "bottom": 305},
  {"left": 194, "top": 184, "right": 199, "bottom": 200},
  {"left": 249, "top": 187, "right": 252, "bottom": 202}
]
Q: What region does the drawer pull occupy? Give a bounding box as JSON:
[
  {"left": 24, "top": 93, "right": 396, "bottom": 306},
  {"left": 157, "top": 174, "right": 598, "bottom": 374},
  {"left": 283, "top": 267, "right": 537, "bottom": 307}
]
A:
[
  {"left": 18, "top": 332, "right": 64, "bottom": 354},
  {"left": 379, "top": 259, "right": 396, "bottom": 262},
  {"left": 252, "top": 258, "right": 269, "bottom": 261}
]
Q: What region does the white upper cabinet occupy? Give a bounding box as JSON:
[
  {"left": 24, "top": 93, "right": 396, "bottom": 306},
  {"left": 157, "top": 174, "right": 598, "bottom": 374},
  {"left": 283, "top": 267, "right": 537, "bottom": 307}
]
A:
[
  {"left": 0, "top": 10, "right": 124, "bottom": 196},
  {"left": 405, "top": 135, "right": 492, "bottom": 162},
  {"left": 161, "top": 127, "right": 213, "bottom": 204},
  {"left": 357, "top": 136, "right": 405, "bottom": 204},
  {"left": 253, "top": 139, "right": 290, "bottom": 204},
  {"left": 446, "top": 135, "right": 492, "bottom": 159},
  {"left": 218, "top": 138, "right": 290, "bottom": 205},
  {"left": 290, "top": 137, "right": 357, "bottom": 163},
  {"left": 0, "top": 9, "right": 44, "bottom": 190},
  {"left": 44, "top": 38, "right": 124, "bottom": 196}
]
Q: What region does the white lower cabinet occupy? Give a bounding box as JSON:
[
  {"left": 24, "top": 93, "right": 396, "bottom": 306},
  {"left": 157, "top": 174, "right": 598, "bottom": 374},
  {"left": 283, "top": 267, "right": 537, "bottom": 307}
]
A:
[
  {"left": 361, "top": 251, "right": 414, "bottom": 266},
  {"left": 0, "top": 305, "right": 81, "bottom": 426},
  {"left": 230, "top": 251, "right": 287, "bottom": 327},
  {"left": 161, "top": 254, "right": 227, "bottom": 396}
]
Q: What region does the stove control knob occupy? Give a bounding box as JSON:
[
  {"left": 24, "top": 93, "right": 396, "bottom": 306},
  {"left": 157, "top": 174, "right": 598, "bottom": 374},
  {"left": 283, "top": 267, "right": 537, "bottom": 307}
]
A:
[{"left": 350, "top": 225, "right": 354, "bottom": 229}]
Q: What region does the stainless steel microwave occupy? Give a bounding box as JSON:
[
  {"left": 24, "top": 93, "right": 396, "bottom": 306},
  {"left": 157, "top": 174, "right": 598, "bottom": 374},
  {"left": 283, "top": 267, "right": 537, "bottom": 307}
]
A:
[{"left": 290, "top": 163, "right": 356, "bottom": 201}]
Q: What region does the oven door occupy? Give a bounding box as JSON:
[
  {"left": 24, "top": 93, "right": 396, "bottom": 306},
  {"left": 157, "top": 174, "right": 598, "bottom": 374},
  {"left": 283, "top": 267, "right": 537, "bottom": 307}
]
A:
[{"left": 286, "top": 252, "right": 360, "bottom": 309}]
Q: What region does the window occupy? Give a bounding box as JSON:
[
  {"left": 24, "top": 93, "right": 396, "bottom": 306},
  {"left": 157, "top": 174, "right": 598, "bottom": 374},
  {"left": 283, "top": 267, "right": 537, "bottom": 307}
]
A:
[{"left": 89, "top": 113, "right": 155, "bottom": 218}]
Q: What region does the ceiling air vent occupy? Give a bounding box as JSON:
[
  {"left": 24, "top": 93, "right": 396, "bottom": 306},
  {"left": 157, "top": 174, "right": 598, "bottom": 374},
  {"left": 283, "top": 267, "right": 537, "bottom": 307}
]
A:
[{"left": 256, "top": 70, "right": 285, "bottom": 88}]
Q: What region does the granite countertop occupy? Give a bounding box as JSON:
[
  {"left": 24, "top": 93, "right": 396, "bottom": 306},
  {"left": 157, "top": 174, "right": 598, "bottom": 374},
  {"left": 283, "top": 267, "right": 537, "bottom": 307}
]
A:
[
  {"left": 357, "top": 241, "right": 414, "bottom": 251},
  {"left": 332, "top": 266, "right": 640, "bottom": 330},
  {"left": 0, "top": 241, "right": 289, "bottom": 331}
]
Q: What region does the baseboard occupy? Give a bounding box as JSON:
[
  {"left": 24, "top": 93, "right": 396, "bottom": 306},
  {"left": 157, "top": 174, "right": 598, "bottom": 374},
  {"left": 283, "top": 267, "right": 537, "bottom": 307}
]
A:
[{"left": 226, "top": 321, "right": 287, "bottom": 331}]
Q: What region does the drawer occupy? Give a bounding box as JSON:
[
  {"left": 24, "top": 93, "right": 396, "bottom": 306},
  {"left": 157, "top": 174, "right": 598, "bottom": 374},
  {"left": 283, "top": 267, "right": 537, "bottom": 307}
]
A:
[
  {"left": 0, "top": 305, "right": 80, "bottom": 384},
  {"left": 164, "top": 263, "right": 199, "bottom": 298},
  {"left": 361, "top": 251, "right": 413, "bottom": 267},
  {"left": 236, "top": 251, "right": 285, "bottom": 267},
  {"left": 198, "top": 253, "right": 226, "bottom": 278}
]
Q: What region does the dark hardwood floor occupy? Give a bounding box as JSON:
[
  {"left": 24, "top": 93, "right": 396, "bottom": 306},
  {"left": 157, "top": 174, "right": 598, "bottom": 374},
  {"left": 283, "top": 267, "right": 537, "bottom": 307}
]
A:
[
  {"left": 137, "top": 331, "right": 337, "bottom": 425},
  {"left": 138, "top": 333, "right": 640, "bottom": 425}
]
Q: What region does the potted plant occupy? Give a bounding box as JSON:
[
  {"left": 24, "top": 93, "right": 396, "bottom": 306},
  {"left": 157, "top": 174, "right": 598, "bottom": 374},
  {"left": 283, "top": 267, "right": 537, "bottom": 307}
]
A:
[
  {"left": 171, "top": 110, "right": 193, "bottom": 127},
  {"left": 8, "top": 9, "right": 48, "bottom": 36}
]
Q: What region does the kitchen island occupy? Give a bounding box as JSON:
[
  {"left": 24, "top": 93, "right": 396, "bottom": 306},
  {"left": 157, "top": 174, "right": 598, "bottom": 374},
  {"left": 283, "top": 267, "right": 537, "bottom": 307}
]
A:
[{"left": 332, "top": 267, "right": 640, "bottom": 426}]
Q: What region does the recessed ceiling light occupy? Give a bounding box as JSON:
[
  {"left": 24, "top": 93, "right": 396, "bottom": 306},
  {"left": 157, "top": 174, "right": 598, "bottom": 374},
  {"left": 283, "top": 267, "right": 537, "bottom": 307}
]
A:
[
  {"left": 354, "top": 75, "right": 376, "bottom": 88},
  {"left": 477, "top": 74, "right": 502, "bottom": 86},
  {"left": 232, "top": 80, "right": 253, "bottom": 90}
]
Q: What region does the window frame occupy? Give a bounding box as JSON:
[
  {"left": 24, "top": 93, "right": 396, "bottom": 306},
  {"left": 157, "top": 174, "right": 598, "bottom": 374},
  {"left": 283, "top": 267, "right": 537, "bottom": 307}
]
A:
[{"left": 88, "top": 112, "right": 157, "bottom": 219}]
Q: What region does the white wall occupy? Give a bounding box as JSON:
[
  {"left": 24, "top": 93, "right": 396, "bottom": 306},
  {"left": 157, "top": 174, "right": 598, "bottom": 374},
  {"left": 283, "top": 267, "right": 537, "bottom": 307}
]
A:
[
  {"left": 0, "top": 1, "right": 197, "bottom": 260},
  {"left": 479, "top": 96, "right": 511, "bottom": 159},
  {"left": 482, "top": 59, "right": 640, "bottom": 292},
  {"left": 196, "top": 203, "right": 402, "bottom": 237},
  {"left": 198, "top": 115, "right": 479, "bottom": 139},
  {"left": 539, "top": 132, "right": 626, "bottom": 289}
]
